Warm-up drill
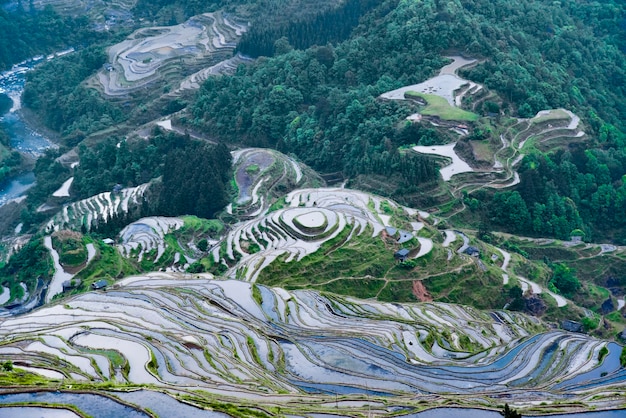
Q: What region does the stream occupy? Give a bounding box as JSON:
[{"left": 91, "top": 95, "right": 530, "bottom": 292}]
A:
[{"left": 0, "top": 56, "right": 57, "bottom": 207}]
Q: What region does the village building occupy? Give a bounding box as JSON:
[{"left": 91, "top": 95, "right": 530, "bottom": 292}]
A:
[
  {"left": 91, "top": 280, "right": 108, "bottom": 290},
  {"left": 394, "top": 248, "right": 410, "bottom": 262}
]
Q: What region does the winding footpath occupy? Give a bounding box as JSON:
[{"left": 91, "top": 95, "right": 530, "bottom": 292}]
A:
[{"left": 496, "top": 244, "right": 567, "bottom": 307}]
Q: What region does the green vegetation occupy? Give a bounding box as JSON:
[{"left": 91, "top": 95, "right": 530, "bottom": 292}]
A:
[
  {"left": 74, "top": 241, "right": 138, "bottom": 284},
  {"left": 0, "top": 368, "right": 53, "bottom": 386},
  {"left": 158, "top": 141, "right": 232, "bottom": 219},
  {"left": 503, "top": 404, "right": 522, "bottom": 418},
  {"left": 581, "top": 316, "right": 599, "bottom": 332},
  {"left": 147, "top": 351, "right": 158, "bottom": 376},
  {"left": 246, "top": 336, "right": 262, "bottom": 365},
  {"left": 245, "top": 164, "right": 260, "bottom": 175},
  {"left": 405, "top": 91, "right": 479, "bottom": 121},
  {"left": 0, "top": 125, "right": 23, "bottom": 183},
  {"left": 52, "top": 232, "right": 87, "bottom": 267},
  {"left": 549, "top": 264, "right": 580, "bottom": 298},
  {"left": 477, "top": 148, "right": 626, "bottom": 243},
  {"left": 598, "top": 346, "right": 609, "bottom": 362},
  {"left": 23, "top": 45, "right": 123, "bottom": 141},
  {"left": 0, "top": 237, "right": 52, "bottom": 299},
  {"left": 0, "top": 7, "right": 102, "bottom": 71},
  {"left": 182, "top": 216, "right": 224, "bottom": 236},
  {"left": 197, "top": 238, "right": 209, "bottom": 252},
  {"left": 267, "top": 197, "right": 287, "bottom": 213},
  {"left": 257, "top": 225, "right": 399, "bottom": 292},
  {"left": 0, "top": 93, "right": 11, "bottom": 115},
  {"left": 252, "top": 284, "right": 263, "bottom": 306},
  {"left": 179, "top": 395, "right": 273, "bottom": 418}
]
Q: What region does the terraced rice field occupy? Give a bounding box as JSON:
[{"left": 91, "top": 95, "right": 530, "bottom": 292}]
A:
[
  {"left": 98, "top": 12, "right": 248, "bottom": 96},
  {"left": 119, "top": 217, "right": 184, "bottom": 266},
  {"left": 380, "top": 56, "right": 481, "bottom": 107},
  {"left": 0, "top": 273, "right": 622, "bottom": 407},
  {"left": 381, "top": 57, "right": 585, "bottom": 196},
  {"left": 412, "top": 143, "right": 474, "bottom": 181},
  {"left": 20, "top": 146, "right": 622, "bottom": 414},
  {"left": 221, "top": 187, "right": 430, "bottom": 281},
  {"left": 230, "top": 148, "right": 310, "bottom": 217},
  {"left": 45, "top": 183, "right": 149, "bottom": 232}
]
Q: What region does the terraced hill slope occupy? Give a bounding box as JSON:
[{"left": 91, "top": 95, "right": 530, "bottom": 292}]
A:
[
  {"left": 96, "top": 12, "right": 248, "bottom": 97},
  {"left": 1, "top": 273, "right": 624, "bottom": 415}
]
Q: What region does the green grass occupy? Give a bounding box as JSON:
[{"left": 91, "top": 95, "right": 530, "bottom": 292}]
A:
[
  {"left": 377, "top": 280, "right": 415, "bottom": 302},
  {"left": 0, "top": 369, "right": 56, "bottom": 386},
  {"left": 267, "top": 196, "right": 287, "bottom": 213},
  {"left": 246, "top": 336, "right": 262, "bottom": 365},
  {"left": 257, "top": 225, "right": 399, "bottom": 290},
  {"left": 314, "top": 278, "right": 387, "bottom": 299},
  {"left": 245, "top": 164, "right": 260, "bottom": 174},
  {"left": 52, "top": 234, "right": 88, "bottom": 267},
  {"left": 531, "top": 109, "right": 570, "bottom": 124},
  {"left": 252, "top": 284, "right": 263, "bottom": 306},
  {"left": 74, "top": 241, "right": 139, "bottom": 285},
  {"left": 147, "top": 350, "right": 158, "bottom": 376},
  {"left": 181, "top": 216, "right": 224, "bottom": 235},
  {"left": 405, "top": 92, "right": 479, "bottom": 121},
  {"left": 76, "top": 346, "right": 125, "bottom": 369}
]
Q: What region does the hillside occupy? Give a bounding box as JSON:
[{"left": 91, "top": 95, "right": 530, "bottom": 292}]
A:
[{"left": 0, "top": 0, "right": 625, "bottom": 416}]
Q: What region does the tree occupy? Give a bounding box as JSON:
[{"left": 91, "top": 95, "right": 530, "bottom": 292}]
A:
[
  {"left": 157, "top": 141, "right": 231, "bottom": 219},
  {"left": 550, "top": 264, "right": 580, "bottom": 297},
  {"left": 507, "top": 286, "right": 525, "bottom": 311},
  {"left": 197, "top": 238, "right": 208, "bottom": 252},
  {"left": 502, "top": 403, "right": 522, "bottom": 418}
]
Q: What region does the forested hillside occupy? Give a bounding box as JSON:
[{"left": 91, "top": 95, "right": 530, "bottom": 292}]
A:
[
  {"left": 187, "top": 0, "right": 626, "bottom": 240},
  {"left": 0, "top": 4, "right": 101, "bottom": 71}
]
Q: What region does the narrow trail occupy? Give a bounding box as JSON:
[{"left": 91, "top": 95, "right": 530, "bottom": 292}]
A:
[{"left": 494, "top": 242, "right": 568, "bottom": 307}]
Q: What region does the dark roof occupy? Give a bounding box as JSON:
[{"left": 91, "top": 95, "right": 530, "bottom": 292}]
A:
[
  {"left": 562, "top": 320, "right": 583, "bottom": 333},
  {"left": 91, "top": 279, "right": 108, "bottom": 290},
  {"left": 395, "top": 248, "right": 410, "bottom": 257},
  {"left": 464, "top": 246, "right": 480, "bottom": 255}
]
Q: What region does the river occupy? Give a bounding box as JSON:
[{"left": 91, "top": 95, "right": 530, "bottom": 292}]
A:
[{"left": 0, "top": 55, "right": 58, "bottom": 207}]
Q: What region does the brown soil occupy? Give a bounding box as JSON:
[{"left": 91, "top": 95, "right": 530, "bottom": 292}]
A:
[{"left": 412, "top": 280, "right": 433, "bottom": 302}]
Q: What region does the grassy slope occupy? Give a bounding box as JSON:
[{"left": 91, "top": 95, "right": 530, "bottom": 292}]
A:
[
  {"left": 257, "top": 223, "right": 508, "bottom": 308},
  {"left": 405, "top": 91, "right": 479, "bottom": 121}
]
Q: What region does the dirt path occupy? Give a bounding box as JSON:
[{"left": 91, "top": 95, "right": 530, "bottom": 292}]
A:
[{"left": 412, "top": 280, "right": 433, "bottom": 302}]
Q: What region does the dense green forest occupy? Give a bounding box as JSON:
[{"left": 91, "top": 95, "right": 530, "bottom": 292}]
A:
[
  {"left": 236, "top": 0, "right": 381, "bottom": 57},
  {"left": 0, "top": 4, "right": 102, "bottom": 71},
  {"left": 478, "top": 147, "right": 626, "bottom": 243},
  {"left": 22, "top": 46, "right": 126, "bottom": 142}
]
